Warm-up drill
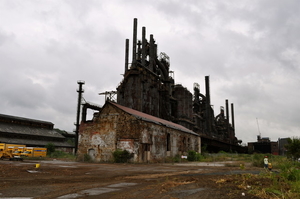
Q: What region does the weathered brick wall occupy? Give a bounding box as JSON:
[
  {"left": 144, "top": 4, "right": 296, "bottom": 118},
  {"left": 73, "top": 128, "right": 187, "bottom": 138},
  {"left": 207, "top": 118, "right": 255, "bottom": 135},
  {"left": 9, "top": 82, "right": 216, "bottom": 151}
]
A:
[
  {"left": 78, "top": 102, "right": 200, "bottom": 163},
  {"left": 78, "top": 104, "right": 119, "bottom": 162}
]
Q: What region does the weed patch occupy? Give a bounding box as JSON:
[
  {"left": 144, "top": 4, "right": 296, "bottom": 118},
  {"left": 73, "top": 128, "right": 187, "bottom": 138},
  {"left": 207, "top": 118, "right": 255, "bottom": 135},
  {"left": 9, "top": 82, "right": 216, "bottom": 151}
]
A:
[{"left": 112, "top": 149, "right": 133, "bottom": 163}]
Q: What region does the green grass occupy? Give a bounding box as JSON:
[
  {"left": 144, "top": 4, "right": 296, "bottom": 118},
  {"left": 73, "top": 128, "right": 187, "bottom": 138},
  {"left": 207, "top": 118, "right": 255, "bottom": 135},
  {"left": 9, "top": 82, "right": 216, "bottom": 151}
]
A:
[
  {"left": 190, "top": 151, "right": 300, "bottom": 197},
  {"left": 212, "top": 153, "right": 300, "bottom": 198},
  {"left": 47, "top": 150, "right": 76, "bottom": 160}
]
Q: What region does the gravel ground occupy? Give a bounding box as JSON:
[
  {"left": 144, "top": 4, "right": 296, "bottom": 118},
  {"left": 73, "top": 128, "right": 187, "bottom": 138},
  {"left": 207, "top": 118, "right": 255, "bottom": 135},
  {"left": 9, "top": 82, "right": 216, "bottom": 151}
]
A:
[{"left": 0, "top": 159, "right": 264, "bottom": 199}]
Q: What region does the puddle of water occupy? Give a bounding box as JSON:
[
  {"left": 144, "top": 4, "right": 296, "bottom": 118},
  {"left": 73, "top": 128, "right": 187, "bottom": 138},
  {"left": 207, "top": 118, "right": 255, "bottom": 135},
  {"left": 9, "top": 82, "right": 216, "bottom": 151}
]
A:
[
  {"left": 56, "top": 182, "right": 138, "bottom": 198},
  {"left": 56, "top": 193, "right": 81, "bottom": 199},
  {"left": 58, "top": 166, "right": 77, "bottom": 168},
  {"left": 176, "top": 162, "right": 225, "bottom": 166},
  {"left": 57, "top": 182, "right": 137, "bottom": 199},
  {"left": 0, "top": 198, "right": 33, "bottom": 199},
  {"left": 183, "top": 170, "right": 261, "bottom": 176},
  {"left": 81, "top": 187, "right": 119, "bottom": 196},
  {"left": 56, "top": 188, "right": 120, "bottom": 199},
  {"left": 107, "top": 183, "right": 137, "bottom": 188},
  {"left": 197, "top": 163, "right": 225, "bottom": 166},
  {"left": 171, "top": 188, "right": 206, "bottom": 197},
  {"left": 40, "top": 160, "right": 77, "bottom": 165},
  {"left": 26, "top": 170, "right": 40, "bottom": 173}
]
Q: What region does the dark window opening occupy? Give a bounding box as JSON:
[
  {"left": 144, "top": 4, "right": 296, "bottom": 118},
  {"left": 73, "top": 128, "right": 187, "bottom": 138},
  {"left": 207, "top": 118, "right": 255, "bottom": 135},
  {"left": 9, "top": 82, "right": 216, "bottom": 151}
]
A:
[{"left": 167, "top": 133, "right": 171, "bottom": 151}]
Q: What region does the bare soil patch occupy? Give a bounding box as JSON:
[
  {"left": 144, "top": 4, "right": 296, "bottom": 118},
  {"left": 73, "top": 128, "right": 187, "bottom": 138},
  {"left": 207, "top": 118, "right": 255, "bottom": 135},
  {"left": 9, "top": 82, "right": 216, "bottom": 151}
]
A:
[{"left": 0, "top": 159, "right": 266, "bottom": 199}]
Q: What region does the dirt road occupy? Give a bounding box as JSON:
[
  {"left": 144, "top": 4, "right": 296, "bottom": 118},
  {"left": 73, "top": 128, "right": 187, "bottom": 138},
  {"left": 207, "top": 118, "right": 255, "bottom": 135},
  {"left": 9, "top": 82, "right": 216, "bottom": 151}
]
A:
[{"left": 0, "top": 159, "right": 263, "bottom": 199}]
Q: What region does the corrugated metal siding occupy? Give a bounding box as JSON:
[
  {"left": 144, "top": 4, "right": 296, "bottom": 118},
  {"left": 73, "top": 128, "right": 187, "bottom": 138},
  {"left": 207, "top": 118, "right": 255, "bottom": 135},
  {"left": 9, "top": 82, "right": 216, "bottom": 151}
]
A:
[
  {"left": 0, "top": 114, "right": 53, "bottom": 125},
  {"left": 0, "top": 123, "right": 65, "bottom": 138}
]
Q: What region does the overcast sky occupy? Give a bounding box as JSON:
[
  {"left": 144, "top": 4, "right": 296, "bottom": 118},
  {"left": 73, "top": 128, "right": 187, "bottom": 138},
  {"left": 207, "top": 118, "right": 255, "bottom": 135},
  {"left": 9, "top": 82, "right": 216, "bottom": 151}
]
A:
[{"left": 1, "top": 0, "right": 299, "bottom": 144}]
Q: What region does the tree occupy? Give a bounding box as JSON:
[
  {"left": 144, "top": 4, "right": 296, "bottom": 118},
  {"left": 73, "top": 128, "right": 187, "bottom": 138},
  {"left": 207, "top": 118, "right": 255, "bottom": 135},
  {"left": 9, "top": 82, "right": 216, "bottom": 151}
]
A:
[
  {"left": 45, "top": 143, "right": 55, "bottom": 155},
  {"left": 285, "top": 137, "right": 300, "bottom": 161}
]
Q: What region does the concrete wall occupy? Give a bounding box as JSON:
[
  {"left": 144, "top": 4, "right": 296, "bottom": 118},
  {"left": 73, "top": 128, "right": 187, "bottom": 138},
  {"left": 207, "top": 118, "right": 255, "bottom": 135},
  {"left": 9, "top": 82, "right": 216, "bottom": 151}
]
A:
[{"left": 78, "top": 103, "right": 200, "bottom": 162}]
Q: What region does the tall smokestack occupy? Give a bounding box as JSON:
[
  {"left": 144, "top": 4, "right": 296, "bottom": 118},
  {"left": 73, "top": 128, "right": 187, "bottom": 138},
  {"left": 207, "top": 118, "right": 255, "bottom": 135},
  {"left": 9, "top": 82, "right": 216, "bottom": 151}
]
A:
[
  {"left": 125, "top": 39, "right": 129, "bottom": 72},
  {"left": 205, "top": 76, "right": 211, "bottom": 133},
  {"left": 231, "top": 103, "right": 235, "bottom": 134},
  {"left": 132, "top": 18, "right": 138, "bottom": 65},
  {"left": 149, "top": 34, "right": 155, "bottom": 71},
  {"left": 142, "top": 27, "right": 146, "bottom": 67},
  {"left": 225, "top": 99, "right": 229, "bottom": 132}
]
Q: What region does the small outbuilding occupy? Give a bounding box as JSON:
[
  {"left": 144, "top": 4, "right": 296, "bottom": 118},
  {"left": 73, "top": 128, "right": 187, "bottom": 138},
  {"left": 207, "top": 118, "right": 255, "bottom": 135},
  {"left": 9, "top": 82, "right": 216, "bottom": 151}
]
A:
[{"left": 78, "top": 101, "right": 201, "bottom": 162}]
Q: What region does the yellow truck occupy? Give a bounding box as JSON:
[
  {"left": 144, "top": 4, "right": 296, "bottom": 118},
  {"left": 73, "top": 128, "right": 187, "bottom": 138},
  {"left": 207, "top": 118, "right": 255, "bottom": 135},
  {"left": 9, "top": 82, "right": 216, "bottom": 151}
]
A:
[
  {"left": 6, "top": 144, "right": 26, "bottom": 152},
  {"left": 0, "top": 143, "right": 23, "bottom": 161},
  {"left": 12, "top": 146, "right": 26, "bottom": 156},
  {"left": 21, "top": 147, "right": 47, "bottom": 157},
  {"left": 5, "top": 144, "right": 26, "bottom": 155}
]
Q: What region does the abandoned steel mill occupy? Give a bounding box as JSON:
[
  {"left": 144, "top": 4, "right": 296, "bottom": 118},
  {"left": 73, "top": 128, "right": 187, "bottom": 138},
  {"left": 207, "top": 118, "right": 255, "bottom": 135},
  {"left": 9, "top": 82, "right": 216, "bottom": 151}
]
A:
[{"left": 77, "top": 18, "right": 246, "bottom": 163}]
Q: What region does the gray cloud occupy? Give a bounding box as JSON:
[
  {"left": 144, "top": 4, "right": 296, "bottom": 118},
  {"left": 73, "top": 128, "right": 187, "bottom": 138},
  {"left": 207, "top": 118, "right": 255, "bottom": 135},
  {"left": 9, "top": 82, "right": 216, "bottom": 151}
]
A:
[{"left": 0, "top": 0, "right": 299, "bottom": 144}]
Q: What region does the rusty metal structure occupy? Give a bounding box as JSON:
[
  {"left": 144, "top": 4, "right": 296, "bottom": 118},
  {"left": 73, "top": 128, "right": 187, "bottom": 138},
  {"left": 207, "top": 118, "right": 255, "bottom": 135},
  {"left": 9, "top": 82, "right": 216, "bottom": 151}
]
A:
[
  {"left": 78, "top": 18, "right": 246, "bottom": 159},
  {"left": 116, "top": 18, "right": 244, "bottom": 153}
]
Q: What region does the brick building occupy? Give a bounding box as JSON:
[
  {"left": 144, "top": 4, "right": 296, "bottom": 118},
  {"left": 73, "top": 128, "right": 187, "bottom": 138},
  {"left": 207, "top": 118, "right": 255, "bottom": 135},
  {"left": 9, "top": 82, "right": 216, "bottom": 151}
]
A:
[
  {"left": 248, "top": 136, "right": 279, "bottom": 155},
  {"left": 78, "top": 101, "right": 200, "bottom": 162}
]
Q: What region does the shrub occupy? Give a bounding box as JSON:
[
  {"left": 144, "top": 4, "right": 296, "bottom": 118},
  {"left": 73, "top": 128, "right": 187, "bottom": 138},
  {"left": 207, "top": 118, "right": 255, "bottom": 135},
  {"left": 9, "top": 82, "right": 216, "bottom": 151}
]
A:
[
  {"left": 49, "top": 150, "right": 64, "bottom": 158},
  {"left": 48, "top": 150, "right": 75, "bottom": 159},
  {"left": 201, "top": 144, "right": 208, "bottom": 153},
  {"left": 251, "top": 153, "right": 265, "bottom": 167},
  {"left": 113, "top": 149, "right": 133, "bottom": 163},
  {"left": 187, "top": 150, "right": 197, "bottom": 161},
  {"left": 187, "top": 150, "right": 203, "bottom": 161},
  {"left": 285, "top": 137, "right": 300, "bottom": 161},
  {"left": 278, "top": 161, "right": 300, "bottom": 182},
  {"left": 45, "top": 143, "right": 55, "bottom": 155},
  {"left": 173, "top": 154, "right": 181, "bottom": 163},
  {"left": 84, "top": 153, "right": 92, "bottom": 162},
  {"left": 195, "top": 153, "right": 203, "bottom": 161}
]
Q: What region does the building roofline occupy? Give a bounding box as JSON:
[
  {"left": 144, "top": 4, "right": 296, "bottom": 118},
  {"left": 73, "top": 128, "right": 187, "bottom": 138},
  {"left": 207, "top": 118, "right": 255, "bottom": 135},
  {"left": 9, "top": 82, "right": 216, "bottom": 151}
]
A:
[
  {"left": 108, "top": 101, "right": 199, "bottom": 136},
  {"left": 0, "top": 113, "right": 53, "bottom": 125}
]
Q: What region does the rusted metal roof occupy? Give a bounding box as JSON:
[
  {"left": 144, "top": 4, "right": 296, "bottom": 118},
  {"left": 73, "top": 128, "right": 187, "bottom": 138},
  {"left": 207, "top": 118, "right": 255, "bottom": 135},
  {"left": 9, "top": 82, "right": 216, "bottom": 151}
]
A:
[
  {"left": 109, "top": 101, "right": 199, "bottom": 136},
  {"left": 0, "top": 122, "right": 65, "bottom": 138},
  {"left": 0, "top": 113, "right": 54, "bottom": 125},
  {"left": 0, "top": 114, "right": 73, "bottom": 148}
]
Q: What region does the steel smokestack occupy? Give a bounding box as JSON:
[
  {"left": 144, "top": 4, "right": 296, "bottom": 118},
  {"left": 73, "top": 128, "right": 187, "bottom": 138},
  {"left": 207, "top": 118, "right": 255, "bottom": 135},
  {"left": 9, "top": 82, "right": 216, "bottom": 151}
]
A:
[
  {"left": 125, "top": 39, "right": 129, "bottom": 72},
  {"left": 132, "top": 18, "right": 137, "bottom": 65}
]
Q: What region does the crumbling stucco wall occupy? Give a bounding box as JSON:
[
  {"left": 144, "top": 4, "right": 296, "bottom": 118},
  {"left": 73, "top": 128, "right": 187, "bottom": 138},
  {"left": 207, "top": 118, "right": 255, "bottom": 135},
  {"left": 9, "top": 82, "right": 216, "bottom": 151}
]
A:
[
  {"left": 78, "top": 102, "right": 200, "bottom": 163},
  {"left": 78, "top": 105, "right": 119, "bottom": 162}
]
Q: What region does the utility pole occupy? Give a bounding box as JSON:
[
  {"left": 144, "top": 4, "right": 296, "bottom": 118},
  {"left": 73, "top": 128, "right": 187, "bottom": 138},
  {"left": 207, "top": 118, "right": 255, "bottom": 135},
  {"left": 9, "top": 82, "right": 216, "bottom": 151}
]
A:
[
  {"left": 256, "top": 117, "right": 261, "bottom": 140},
  {"left": 74, "top": 80, "right": 85, "bottom": 154}
]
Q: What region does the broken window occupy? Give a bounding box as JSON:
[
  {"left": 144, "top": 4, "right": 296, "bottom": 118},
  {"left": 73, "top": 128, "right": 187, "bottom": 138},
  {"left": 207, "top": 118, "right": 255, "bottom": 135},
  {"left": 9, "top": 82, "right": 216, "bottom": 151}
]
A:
[{"left": 167, "top": 133, "right": 171, "bottom": 151}]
